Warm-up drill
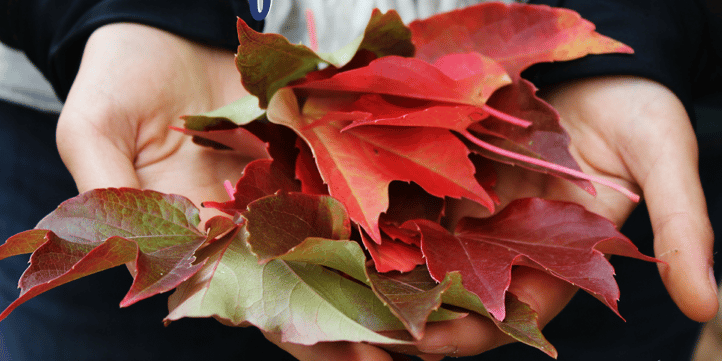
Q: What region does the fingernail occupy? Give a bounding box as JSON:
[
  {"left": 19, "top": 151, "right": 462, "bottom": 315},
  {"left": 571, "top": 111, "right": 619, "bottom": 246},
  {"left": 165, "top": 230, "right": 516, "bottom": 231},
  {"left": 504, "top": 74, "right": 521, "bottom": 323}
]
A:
[{"left": 418, "top": 345, "right": 457, "bottom": 355}]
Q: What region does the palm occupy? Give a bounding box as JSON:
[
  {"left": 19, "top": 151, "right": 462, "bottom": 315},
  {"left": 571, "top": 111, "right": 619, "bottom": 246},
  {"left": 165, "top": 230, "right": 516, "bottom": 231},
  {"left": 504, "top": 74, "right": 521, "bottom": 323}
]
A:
[{"left": 57, "top": 23, "right": 253, "bottom": 220}]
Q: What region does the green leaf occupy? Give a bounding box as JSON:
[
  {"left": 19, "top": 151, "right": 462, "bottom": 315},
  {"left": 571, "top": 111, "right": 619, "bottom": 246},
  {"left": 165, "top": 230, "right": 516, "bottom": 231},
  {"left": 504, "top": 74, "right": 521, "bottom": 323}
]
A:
[
  {"left": 166, "top": 230, "right": 410, "bottom": 345},
  {"left": 182, "top": 95, "right": 266, "bottom": 131}
]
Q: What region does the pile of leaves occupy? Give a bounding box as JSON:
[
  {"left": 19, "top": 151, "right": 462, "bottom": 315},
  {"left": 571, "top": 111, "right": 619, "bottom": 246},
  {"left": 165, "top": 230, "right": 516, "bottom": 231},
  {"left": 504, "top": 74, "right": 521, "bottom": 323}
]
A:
[{"left": 0, "top": 3, "right": 656, "bottom": 357}]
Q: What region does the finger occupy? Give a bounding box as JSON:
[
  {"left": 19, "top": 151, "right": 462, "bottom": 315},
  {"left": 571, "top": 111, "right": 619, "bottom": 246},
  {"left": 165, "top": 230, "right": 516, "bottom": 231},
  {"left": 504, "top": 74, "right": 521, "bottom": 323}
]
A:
[
  {"left": 639, "top": 124, "right": 717, "bottom": 322},
  {"left": 414, "top": 267, "right": 576, "bottom": 358},
  {"left": 264, "top": 333, "right": 395, "bottom": 361}
]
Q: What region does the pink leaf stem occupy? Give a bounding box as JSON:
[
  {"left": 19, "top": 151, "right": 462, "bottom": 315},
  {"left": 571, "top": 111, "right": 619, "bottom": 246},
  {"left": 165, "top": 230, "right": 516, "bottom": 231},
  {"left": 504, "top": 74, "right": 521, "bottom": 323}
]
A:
[
  {"left": 461, "top": 131, "right": 640, "bottom": 202},
  {"left": 223, "top": 180, "right": 236, "bottom": 201},
  {"left": 306, "top": 9, "right": 319, "bottom": 53},
  {"left": 481, "top": 104, "right": 532, "bottom": 128}
]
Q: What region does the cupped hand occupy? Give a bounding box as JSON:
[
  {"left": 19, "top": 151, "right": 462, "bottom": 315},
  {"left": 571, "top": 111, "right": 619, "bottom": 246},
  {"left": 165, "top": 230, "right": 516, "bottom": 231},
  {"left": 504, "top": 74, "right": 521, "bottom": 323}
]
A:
[
  {"left": 348, "top": 75, "right": 717, "bottom": 360},
  {"left": 541, "top": 76, "right": 717, "bottom": 323},
  {"left": 56, "top": 23, "right": 253, "bottom": 222},
  {"left": 57, "top": 26, "right": 717, "bottom": 360}
]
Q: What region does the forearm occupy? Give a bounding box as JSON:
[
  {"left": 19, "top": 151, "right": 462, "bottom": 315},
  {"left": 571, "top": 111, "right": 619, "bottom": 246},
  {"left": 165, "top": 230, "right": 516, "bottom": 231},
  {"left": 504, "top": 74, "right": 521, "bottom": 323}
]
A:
[{"left": 0, "top": 0, "right": 263, "bottom": 100}]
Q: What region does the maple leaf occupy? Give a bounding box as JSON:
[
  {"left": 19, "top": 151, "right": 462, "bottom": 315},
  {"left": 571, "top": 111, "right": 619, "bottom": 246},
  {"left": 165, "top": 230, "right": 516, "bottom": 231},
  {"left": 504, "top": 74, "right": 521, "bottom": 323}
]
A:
[
  {"left": 407, "top": 198, "right": 656, "bottom": 321},
  {"left": 236, "top": 9, "right": 414, "bottom": 108},
  {"left": 406, "top": 2, "right": 637, "bottom": 198},
  {"left": 0, "top": 189, "right": 226, "bottom": 321},
  {"left": 408, "top": 2, "right": 633, "bottom": 77},
  {"left": 295, "top": 53, "right": 510, "bottom": 107},
  {"left": 266, "top": 88, "right": 493, "bottom": 242}
]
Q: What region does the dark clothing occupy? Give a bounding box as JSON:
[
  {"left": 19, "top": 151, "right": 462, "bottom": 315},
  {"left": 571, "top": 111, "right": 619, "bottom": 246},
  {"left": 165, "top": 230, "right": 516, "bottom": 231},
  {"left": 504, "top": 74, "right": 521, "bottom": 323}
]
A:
[
  {"left": 0, "top": 0, "right": 720, "bottom": 360},
  {"left": 525, "top": 0, "right": 722, "bottom": 121},
  {"left": 0, "top": 0, "right": 263, "bottom": 100}
]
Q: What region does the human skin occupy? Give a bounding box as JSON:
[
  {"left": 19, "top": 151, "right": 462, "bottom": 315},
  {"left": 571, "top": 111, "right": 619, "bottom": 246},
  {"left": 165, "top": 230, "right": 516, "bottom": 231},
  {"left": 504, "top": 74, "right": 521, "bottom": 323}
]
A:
[{"left": 56, "top": 23, "right": 717, "bottom": 360}]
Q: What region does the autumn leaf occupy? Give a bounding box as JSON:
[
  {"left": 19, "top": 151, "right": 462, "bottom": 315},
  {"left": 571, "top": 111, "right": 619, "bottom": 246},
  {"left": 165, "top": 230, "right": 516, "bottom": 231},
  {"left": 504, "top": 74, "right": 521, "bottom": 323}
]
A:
[
  {"left": 365, "top": 265, "right": 556, "bottom": 356},
  {"left": 295, "top": 138, "right": 329, "bottom": 195},
  {"left": 409, "top": 2, "right": 633, "bottom": 77},
  {"left": 236, "top": 9, "right": 414, "bottom": 108},
  {"left": 203, "top": 159, "right": 300, "bottom": 215},
  {"left": 295, "top": 53, "right": 510, "bottom": 107},
  {"left": 438, "top": 271, "right": 556, "bottom": 357},
  {"left": 166, "top": 229, "right": 410, "bottom": 345},
  {"left": 361, "top": 230, "right": 425, "bottom": 273},
  {"left": 267, "top": 88, "right": 493, "bottom": 242},
  {"left": 170, "top": 95, "right": 271, "bottom": 156},
  {"left": 467, "top": 79, "right": 595, "bottom": 193},
  {"left": 365, "top": 265, "right": 457, "bottom": 340},
  {"left": 0, "top": 189, "right": 221, "bottom": 321},
  {"left": 182, "top": 95, "right": 266, "bottom": 130},
  {"left": 409, "top": 198, "right": 656, "bottom": 321},
  {"left": 243, "top": 192, "right": 351, "bottom": 262},
  {"left": 339, "top": 94, "right": 489, "bottom": 132},
  {"left": 405, "top": 2, "right": 635, "bottom": 197},
  {"left": 169, "top": 192, "right": 460, "bottom": 344}
]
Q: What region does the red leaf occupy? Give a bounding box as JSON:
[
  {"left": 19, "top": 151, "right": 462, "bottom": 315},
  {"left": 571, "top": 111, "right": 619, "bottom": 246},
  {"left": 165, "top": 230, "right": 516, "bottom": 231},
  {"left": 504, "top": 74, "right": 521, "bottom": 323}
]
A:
[
  {"left": 409, "top": 198, "right": 656, "bottom": 320},
  {"left": 171, "top": 126, "right": 271, "bottom": 159},
  {"left": 361, "top": 230, "right": 424, "bottom": 273},
  {"left": 409, "top": 2, "right": 633, "bottom": 78},
  {"left": 203, "top": 159, "right": 300, "bottom": 215},
  {"left": 267, "top": 89, "right": 494, "bottom": 242},
  {"left": 243, "top": 192, "right": 352, "bottom": 262},
  {"left": 469, "top": 79, "right": 595, "bottom": 193},
  {"left": 340, "top": 94, "right": 488, "bottom": 132},
  {"left": 295, "top": 54, "right": 510, "bottom": 107},
  {"left": 295, "top": 138, "right": 329, "bottom": 195}
]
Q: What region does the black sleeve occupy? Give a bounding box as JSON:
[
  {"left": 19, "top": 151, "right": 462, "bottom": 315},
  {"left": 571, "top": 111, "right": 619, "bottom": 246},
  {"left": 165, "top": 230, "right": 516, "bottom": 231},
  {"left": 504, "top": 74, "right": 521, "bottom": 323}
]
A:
[
  {"left": 0, "top": 0, "right": 264, "bottom": 101},
  {"left": 524, "top": 0, "right": 712, "bottom": 118}
]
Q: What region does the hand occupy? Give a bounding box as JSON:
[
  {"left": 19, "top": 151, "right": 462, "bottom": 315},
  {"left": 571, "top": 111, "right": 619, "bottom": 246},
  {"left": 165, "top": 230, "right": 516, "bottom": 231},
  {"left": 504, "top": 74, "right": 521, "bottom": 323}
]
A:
[
  {"left": 363, "top": 75, "right": 718, "bottom": 359},
  {"left": 540, "top": 76, "right": 718, "bottom": 323},
  {"left": 56, "top": 23, "right": 253, "bottom": 221},
  {"left": 55, "top": 23, "right": 406, "bottom": 361}
]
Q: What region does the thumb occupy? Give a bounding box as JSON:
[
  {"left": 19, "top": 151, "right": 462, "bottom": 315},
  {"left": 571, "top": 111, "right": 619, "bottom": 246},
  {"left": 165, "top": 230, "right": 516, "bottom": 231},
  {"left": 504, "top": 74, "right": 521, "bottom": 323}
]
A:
[{"left": 634, "top": 103, "right": 717, "bottom": 322}]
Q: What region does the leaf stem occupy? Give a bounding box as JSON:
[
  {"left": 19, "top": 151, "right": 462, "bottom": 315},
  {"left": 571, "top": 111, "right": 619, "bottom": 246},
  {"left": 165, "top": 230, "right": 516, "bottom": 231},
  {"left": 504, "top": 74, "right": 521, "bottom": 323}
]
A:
[
  {"left": 481, "top": 105, "right": 532, "bottom": 128},
  {"left": 224, "top": 180, "right": 236, "bottom": 201},
  {"left": 306, "top": 9, "right": 319, "bottom": 53},
  {"left": 461, "top": 131, "right": 640, "bottom": 202}
]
